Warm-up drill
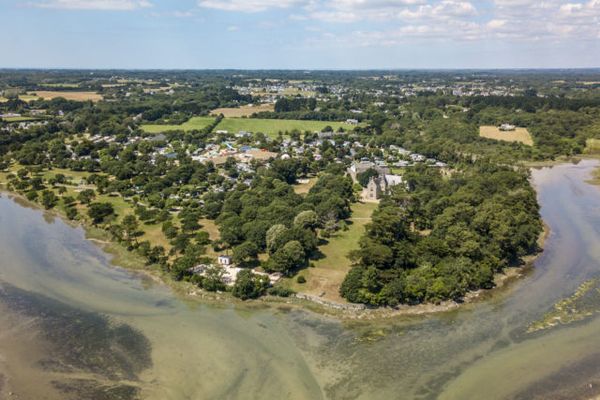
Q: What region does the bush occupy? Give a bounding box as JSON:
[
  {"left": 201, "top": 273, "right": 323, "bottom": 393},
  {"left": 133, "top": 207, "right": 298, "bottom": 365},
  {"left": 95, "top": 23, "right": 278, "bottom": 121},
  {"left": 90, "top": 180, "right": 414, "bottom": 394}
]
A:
[
  {"left": 267, "top": 286, "right": 295, "bottom": 297},
  {"left": 232, "top": 269, "right": 270, "bottom": 300},
  {"left": 65, "top": 206, "right": 78, "bottom": 220},
  {"left": 296, "top": 275, "right": 306, "bottom": 284}
]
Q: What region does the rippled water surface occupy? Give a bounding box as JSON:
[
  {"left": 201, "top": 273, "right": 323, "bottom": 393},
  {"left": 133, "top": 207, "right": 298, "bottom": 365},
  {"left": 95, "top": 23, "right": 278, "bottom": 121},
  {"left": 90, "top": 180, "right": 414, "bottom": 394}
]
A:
[{"left": 1, "top": 160, "right": 600, "bottom": 400}]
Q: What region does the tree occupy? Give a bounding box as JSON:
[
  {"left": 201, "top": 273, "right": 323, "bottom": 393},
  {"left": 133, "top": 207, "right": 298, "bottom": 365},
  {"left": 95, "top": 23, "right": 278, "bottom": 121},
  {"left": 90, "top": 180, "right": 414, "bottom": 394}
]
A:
[
  {"left": 294, "top": 210, "right": 319, "bottom": 230},
  {"left": 266, "top": 240, "right": 306, "bottom": 275},
  {"left": 30, "top": 177, "right": 45, "bottom": 191},
  {"left": 232, "top": 269, "right": 269, "bottom": 300},
  {"left": 195, "top": 231, "right": 211, "bottom": 245},
  {"left": 266, "top": 224, "right": 288, "bottom": 254},
  {"left": 219, "top": 215, "right": 245, "bottom": 247},
  {"left": 41, "top": 190, "right": 58, "bottom": 209},
  {"left": 232, "top": 241, "right": 259, "bottom": 267},
  {"left": 65, "top": 206, "right": 78, "bottom": 220},
  {"left": 269, "top": 158, "right": 301, "bottom": 184},
  {"left": 77, "top": 189, "right": 96, "bottom": 205},
  {"left": 122, "top": 214, "right": 142, "bottom": 244},
  {"left": 26, "top": 190, "right": 38, "bottom": 202},
  {"left": 87, "top": 202, "right": 115, "bottom": 225},
  {"left": 162, "top": 221, "right": 179, "bottom": 239},
  {"left": 357, "top": 168, "right": 379, "bottom": 188},
  {"left": 16, "top": 168, "right": 29, "bottom": 180},
  {"left": 62, "top": 196, "right": 76, "bottom": 207},
  {"left": 202, "top": 265, "right": 226, "bottom": 292}
]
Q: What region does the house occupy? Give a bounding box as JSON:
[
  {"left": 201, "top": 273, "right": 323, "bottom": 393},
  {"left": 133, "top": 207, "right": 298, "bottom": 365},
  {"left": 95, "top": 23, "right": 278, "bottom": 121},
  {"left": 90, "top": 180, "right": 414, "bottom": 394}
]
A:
[
  {"left": 410, "top": 153, "right": 426, "bottom": 162},
  {"left": 149, "top": 133, "right": 167, "bottom": 142},
  {"left": 0, "top": 113, "right": 21, "bottom": 118},
  {"left": 499, "top": 123, "right": 516, "bottom": 131},
  {"left": 348, "top": 161, "right": 390, "bottom": 183},
  {"left": 218, "top": 255, "right": 232, "bottom": 266},
  {"left": 365, "top": 174, "right": 404, "bottom": 201}
]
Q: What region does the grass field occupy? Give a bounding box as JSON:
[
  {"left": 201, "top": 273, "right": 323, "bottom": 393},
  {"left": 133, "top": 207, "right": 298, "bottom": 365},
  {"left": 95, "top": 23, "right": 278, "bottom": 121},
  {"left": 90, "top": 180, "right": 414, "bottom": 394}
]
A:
[
  {"left": 293, "top": 178, "right": 317, "bottom": 195},
  {"left": 27, "top": 91, "right": 103, "bottom": 102},
  {"left": 585, "top": 138, "right": 600, "bottom": 154},
  {"left": 1, "top": 116, "right": 38, "bottom": 123},
  {"left": 18, "top": 94, "right": 40, "bottom": 102},
  {"left": 252, "top": 88, "right": 316, "bottom": 97},
  {"left": 141, "top": 116, "right": 216, "bottom": 133},
  {"left": 142, "top": 116, "right": 357, "bottom": 137},
  {"left": 215, "top": 118, "right": 356, "bottom": 137},
  {"left": 479, "top": 125, "right": 533, "bottom": 146},
  {"left": 43, "top": 83, "right": 80, "bottom": 88},
  {"left": 285, "top": 201, "right": 377, "bottom": 303},
  {"left": 211, "top": 104, "right": 275, "bottom": 117}
]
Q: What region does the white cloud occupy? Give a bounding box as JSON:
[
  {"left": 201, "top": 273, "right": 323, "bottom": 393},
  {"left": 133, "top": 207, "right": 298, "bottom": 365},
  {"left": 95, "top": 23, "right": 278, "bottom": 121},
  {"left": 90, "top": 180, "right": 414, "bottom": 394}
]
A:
[
  {"left": 486, "top": 19, "right": 506, "bottom": 29},
  {"left": 195, "top": 0, "right": 599, "bottom": 44},
  {"left": 559, "top": 0, "right": 600, "bottom": 17},
  {"left": 394, "top": 1, "right": 476, "bottom": 20},
  {"left": 198, "top": 0, "right": 303, "bottom": 13},
  {"left": 304, "top": 0, "right": 477, "bottom": 22},
  {"left": 33, "top": 0, "right": 152, "bottom": 10},
  {"left": 173, "top": 10, "right": 194, "bottom": 18}
]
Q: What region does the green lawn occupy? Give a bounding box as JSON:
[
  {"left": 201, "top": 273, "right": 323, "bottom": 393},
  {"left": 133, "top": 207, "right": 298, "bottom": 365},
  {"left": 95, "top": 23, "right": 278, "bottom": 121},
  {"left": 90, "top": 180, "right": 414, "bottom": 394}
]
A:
[
  {"left": 140, "top": 116, "right": 216, "bottom": 133},
  {"left": 215, "top": 118, "right": 357, "bottom": 138},
  {"left": 284, "top": 201, "right": 377, "bottom": 302},
  {"left": 141, "top": 116, "right": 358, "bottom": 137}
]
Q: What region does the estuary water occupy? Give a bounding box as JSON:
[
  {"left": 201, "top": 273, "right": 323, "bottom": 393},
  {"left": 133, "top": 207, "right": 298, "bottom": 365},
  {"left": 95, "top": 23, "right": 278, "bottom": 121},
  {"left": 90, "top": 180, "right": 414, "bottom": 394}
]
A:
[{"left": 1, "top": 160, "right": 600, "bottom": 400}]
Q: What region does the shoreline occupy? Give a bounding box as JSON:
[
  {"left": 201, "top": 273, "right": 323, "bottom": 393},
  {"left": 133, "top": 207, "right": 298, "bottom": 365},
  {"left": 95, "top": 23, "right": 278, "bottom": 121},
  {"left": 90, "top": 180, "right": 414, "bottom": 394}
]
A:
[{"left": 0, "top": 186, "right": 549, "bottom": 322}]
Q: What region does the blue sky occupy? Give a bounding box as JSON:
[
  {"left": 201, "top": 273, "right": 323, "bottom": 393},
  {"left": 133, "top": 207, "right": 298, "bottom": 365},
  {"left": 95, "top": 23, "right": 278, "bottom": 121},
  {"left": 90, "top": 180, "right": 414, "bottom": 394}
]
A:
[{"left": 1, "top": 0, "right": 599, "bottom": 69}]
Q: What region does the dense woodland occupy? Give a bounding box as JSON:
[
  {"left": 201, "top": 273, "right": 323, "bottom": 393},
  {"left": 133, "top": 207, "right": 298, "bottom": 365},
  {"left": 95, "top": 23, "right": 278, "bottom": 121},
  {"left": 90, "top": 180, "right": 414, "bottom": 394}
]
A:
[
  {"left": 341, "top": 163, "right": 542, "bottom": 305},
  {"left": 1, "top": 69, "right": 599, "bottom": 305}
]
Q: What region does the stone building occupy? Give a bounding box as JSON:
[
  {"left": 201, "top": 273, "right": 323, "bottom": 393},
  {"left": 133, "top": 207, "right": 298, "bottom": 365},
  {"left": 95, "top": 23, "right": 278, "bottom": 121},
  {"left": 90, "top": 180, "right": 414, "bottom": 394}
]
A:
[{"left": 365, "top": 174, "right": 404, "bottom": 201}]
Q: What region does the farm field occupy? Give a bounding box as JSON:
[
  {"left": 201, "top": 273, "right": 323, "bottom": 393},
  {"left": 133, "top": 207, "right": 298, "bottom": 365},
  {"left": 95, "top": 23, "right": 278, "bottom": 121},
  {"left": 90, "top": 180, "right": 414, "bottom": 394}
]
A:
[
  {"left": 285, "top": 201, "right": 377, "bottom": 303},
  {"left": 479, "top": 125, "right": 533, "bottom": 146},
  {"left": 26, "top": 91, "right": 103, "bottom": 102},
  {"left": 215, "top": 118, "right": 356, "bottom": 137},
  {"left": 141, "top": 116, "right": 216, "bottom": 133},
  {"left": 211, "top": 103, "right": 275, "bottom": 117}
]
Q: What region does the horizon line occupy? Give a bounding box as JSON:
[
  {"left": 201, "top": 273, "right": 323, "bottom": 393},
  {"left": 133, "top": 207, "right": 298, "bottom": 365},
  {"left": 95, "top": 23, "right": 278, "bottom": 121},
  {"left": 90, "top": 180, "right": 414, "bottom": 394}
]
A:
[{"left": 1, "top": 67, "right": 600, "bottom": 72}]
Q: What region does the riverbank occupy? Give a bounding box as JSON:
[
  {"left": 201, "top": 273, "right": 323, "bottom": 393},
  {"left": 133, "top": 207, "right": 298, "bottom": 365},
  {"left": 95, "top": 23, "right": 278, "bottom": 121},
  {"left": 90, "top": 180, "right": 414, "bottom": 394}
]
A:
[
  {"left": 4, "top": 160, "right": 600, "bottom": 400},
  {"left": 0, "top": 187, "right": 549, "bottom": 322}
]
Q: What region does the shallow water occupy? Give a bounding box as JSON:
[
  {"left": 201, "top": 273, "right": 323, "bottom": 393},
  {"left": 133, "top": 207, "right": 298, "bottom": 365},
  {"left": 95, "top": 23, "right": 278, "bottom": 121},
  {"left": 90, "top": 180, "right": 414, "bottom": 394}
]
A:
[{"left": 1, "top": 160, "right": 600, "bottom": 399}]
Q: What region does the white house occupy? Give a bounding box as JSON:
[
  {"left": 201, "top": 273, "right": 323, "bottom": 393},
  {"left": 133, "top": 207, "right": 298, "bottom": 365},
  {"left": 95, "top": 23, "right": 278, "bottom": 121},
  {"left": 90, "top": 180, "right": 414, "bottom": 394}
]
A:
[
  {"left": 499, "top": 123, "right": 516, "bottom": 131},
  {"left": 218, "top": 255, "right": 232, "bottom": 266}
]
